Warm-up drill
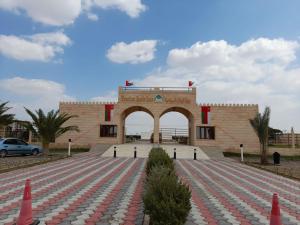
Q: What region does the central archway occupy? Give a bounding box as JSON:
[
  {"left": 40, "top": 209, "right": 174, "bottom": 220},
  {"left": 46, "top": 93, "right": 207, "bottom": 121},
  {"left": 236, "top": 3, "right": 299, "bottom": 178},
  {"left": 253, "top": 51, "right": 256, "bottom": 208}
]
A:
[
  {"left": 120, "top": 106, "right": 154, "bottom": 144},
  {"left": 159, "top": 107, "right": 194, "bottom": 145}
]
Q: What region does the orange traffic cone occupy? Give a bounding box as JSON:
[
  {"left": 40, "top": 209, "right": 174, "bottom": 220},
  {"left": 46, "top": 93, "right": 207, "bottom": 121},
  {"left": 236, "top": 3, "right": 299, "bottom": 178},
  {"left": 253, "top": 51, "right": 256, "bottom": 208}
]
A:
[
  {"left": 16, "top": 179, "right": 39, "bottom": 225},
  {"left": 270, "top": 193, "right": 282, "bottom": 225}
]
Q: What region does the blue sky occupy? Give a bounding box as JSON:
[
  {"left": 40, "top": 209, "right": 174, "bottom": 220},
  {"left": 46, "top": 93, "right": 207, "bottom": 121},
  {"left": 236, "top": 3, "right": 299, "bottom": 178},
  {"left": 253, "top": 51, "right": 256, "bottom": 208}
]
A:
[{"left": 0, "top": 0, "right": 300, "bottom": 132}]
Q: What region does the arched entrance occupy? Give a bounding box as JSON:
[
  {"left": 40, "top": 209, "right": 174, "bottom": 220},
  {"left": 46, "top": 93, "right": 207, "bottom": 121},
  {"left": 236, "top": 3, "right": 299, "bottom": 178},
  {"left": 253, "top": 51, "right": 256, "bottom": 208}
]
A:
[
  {"left": 159, "top": 107, "right": 194, "bottom": 145},
  {"left": 120, "top": 106, "right": 154, "bottom": 143}
]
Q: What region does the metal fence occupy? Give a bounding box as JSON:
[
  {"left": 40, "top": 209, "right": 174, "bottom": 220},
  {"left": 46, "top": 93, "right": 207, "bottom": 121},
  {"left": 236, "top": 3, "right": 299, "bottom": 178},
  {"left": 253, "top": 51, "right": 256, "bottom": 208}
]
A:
[{"left": 121, "top": 86, "right": 193, "bottom": 92}]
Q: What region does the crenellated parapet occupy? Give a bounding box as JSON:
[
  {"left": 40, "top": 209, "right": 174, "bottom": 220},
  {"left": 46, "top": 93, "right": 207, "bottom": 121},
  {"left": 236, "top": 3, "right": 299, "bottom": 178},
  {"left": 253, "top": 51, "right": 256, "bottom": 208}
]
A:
[
  {"left": 198, "top": 103, "right": 258, "bottom": 107},
  {"left": 60, "top": 101, "right": 118, "bottom": 105}
]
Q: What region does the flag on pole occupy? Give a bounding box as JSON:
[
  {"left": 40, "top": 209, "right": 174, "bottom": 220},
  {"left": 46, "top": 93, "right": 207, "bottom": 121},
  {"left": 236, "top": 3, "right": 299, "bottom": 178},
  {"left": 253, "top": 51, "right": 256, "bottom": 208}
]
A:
[
  {"left": 125, "top": 80, "right": 134, "bottom": 86},
  {"left": 188, "top": 81, "right": 194, "bottom": 87},
  {"left": 201, "top": 106, "right": 211, "bottom": 124},
  {"left": 105, "top": 104, "right": 114, "bottom": 121}
]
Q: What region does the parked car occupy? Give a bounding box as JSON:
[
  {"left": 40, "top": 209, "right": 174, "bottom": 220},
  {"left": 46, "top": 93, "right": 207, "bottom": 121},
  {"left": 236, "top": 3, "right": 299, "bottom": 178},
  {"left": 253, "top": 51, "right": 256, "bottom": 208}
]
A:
[{"left": 0, "top": 138, "right": 43, "bottom": 158}]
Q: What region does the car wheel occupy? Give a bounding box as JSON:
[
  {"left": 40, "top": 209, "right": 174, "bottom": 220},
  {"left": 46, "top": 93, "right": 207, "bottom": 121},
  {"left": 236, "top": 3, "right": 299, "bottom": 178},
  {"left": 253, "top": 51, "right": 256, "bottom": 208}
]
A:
[
  {"left": 32, "top": 149, "right": 39, "bottom": 156},
  {"left": 0, "top": 150, "right": 7, "bottom": 158}
]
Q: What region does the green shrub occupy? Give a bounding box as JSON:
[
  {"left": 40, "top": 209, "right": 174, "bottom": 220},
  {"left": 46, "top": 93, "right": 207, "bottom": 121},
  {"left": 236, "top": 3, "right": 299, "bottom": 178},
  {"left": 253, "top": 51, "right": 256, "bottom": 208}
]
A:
[
  {"left": 146, "top": 148, "right": 174, "bottom": 176},
  {"left": 143, "top": 166, "right": 191, "bottom": 225}
]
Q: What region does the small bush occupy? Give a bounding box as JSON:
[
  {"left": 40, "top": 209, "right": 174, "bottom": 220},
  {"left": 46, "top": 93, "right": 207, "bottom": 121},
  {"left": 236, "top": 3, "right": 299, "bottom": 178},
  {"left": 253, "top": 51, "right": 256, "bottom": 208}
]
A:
[
  {"left": 143, "top": 166, "right": 191, "bottom": 225},
  {"left": 146, "top": 148, "right": 174, "bottom": 176}
]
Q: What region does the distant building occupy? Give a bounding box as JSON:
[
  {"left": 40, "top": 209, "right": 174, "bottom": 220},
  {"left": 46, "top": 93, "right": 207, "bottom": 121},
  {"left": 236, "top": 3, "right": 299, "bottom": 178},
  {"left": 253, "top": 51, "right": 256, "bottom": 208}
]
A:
[{"left": 0, "top": 120, "right": 30, "bottom": 141}]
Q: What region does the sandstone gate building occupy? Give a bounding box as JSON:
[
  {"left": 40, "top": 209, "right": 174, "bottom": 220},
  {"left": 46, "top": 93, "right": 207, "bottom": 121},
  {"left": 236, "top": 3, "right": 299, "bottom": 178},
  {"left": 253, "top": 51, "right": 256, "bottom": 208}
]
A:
[{"left": 57, "top": 86, "right": 260, "bottom": 153}]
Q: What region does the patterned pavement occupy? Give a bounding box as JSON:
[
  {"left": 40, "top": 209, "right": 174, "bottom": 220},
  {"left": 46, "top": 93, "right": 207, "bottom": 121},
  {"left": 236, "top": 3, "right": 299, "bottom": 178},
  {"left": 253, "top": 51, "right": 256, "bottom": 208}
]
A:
[
  {"left": 0, "top": 152, "right": 299, "bottom": 225},
  {"left": 177, "top": 159, "right": 300, "bottom": 225},
  {"left": 0, "top": 153, "right": 146, "bottom": 225}
]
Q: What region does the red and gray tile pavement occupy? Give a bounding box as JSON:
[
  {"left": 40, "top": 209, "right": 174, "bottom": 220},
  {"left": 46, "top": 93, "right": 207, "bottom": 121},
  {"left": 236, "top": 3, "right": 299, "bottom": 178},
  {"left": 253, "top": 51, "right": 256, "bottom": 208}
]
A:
[
  {"left": 0, "top": 153, "right": 146, "bottom": 225},
  {"left": 177, "top": 159, "right": 300, "bottom": 225},
  {"left": 0, "top": 152, "right": 299, "bottom": 225}
]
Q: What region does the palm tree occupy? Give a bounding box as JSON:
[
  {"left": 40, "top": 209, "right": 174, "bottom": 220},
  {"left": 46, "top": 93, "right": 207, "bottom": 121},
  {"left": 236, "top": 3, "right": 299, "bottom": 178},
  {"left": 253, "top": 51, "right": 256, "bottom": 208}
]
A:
[
  {"left": 249, "top": 107, "right": 271, "bottom": 164},
  {"left": 0, "top": 101, "right": 14, "bottom": 130},
  {"left": 25, "top": 108, "right": 79, "bottom": 156}
]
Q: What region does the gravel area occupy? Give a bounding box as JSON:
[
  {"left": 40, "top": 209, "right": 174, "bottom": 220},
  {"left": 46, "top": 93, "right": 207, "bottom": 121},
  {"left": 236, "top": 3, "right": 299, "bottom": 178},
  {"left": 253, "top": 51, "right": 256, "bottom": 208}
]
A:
[
  {"left": 230, "top": 156, "right": 300, "bottom": 180},
  {"left": 0, "top": 154, "right": 68, "bottom": 173}
]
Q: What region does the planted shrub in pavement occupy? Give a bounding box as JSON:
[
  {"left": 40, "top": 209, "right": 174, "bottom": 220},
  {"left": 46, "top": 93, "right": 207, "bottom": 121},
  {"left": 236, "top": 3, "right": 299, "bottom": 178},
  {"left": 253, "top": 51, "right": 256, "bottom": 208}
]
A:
[
  {"left": 143, "top": 166, "right": 191, "bottom": 225},
  {"left": 146, "top": 147, "right": 174, "bottom": 176}
]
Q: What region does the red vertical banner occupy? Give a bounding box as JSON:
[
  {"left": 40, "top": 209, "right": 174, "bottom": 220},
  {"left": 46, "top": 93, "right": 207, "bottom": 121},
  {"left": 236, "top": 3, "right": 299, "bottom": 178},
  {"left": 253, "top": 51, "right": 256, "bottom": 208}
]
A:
[
  {"left": 105, "top": 104, "right": 114, "bottom": 121},
  {"left": 201, "top": 106, "right": 211, "bottom": 124}
]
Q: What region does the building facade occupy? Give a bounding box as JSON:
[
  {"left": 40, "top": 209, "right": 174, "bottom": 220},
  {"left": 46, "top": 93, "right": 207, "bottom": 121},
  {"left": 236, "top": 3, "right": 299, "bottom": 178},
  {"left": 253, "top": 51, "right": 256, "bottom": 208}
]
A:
[{"left": 56, "top": 86, "right": 260, "bottom": 153}]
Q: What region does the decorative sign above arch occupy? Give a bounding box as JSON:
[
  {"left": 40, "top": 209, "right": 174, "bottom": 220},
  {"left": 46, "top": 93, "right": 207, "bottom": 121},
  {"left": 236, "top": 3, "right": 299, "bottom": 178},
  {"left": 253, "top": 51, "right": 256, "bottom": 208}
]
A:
[{"left": 154, "top": 94, "right": 163, "bottom": 103}]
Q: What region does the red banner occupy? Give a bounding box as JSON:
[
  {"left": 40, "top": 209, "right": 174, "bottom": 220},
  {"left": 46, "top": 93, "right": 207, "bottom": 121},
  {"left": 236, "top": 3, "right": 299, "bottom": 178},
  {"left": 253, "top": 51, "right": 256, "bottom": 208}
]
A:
[
  {"left": 201, "top": 106, "right": 211, "bottom": 124},
  {"left": 105, "top": 104, "right": 114, "bottom": 121}
]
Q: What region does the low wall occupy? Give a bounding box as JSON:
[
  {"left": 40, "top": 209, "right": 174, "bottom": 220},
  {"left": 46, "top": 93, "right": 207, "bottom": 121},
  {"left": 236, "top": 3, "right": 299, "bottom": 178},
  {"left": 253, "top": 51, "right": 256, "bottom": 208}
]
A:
[
  {"left": 268, "top": 147, "right": 300, "bottom": 156},
  {"left": 223, "top": 146, "right": 300, "bottom": 156},
  {"left": 31, "top": 142, "right": 90, "bottom": 149}
]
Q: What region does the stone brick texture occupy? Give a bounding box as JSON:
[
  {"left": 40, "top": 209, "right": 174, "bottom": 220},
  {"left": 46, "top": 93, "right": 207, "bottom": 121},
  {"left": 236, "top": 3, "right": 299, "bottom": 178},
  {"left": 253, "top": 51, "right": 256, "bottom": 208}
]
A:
[{"left": 56, "top": 87, "right": 260, "bottom": 153}]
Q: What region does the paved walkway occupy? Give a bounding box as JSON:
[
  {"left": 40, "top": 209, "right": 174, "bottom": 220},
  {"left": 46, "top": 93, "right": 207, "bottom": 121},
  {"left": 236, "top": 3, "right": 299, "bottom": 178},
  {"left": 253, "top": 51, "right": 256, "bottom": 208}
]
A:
[
  {"left": 0, "top": 152, "right": 299, "bottom": 225},
  {"left": 102, "top": 144, "right": 209, "bottom": 159},
  {"left": 177, "top": 159, "right": 300, "bottom": 225},
  {"left": 0, "top": 152, "right": 146, "bottom": 225}
]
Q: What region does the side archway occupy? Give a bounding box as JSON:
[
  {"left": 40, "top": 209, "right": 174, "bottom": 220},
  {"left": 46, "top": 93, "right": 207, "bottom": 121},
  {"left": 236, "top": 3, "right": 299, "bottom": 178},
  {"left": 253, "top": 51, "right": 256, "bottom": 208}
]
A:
[
  {"left": 119, "top": 106, "right": 155, "bottom": 143},
  {"left": 159, "top": 107, "right": 194, "bottom": 145}
]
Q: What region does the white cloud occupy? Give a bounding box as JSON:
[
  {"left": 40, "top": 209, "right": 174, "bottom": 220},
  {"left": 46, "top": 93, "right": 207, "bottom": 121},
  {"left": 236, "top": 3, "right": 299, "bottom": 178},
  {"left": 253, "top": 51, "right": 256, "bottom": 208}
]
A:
[
  {"left": 134, "top": 38, "right": 300, "bottom": 132},
  {"left": 0, "top": 0, "right": 81, "bottom": 26},
  {"left": 87, "top": 12, "right": 99, "bottom": 21},
  {"left": 83, "top": 0, "right": 146, "bottom": 18},
  {"left": 30, "top": 31, "right": 72, "bottom": 46},
  {"left": 106, "top": 40, "right": 158, "bottom": 64},
  {"left": 0, "top": 76, "right": 75, "bottom": 120},
  {"left": 0, "top": 31, "right": 71, "bottom": 62},
  {"left": 90, "top": 91, "right": 118, "bottom": 102},
  {"left": 0, "top": 0, "right": 146, "bottom": 26}
]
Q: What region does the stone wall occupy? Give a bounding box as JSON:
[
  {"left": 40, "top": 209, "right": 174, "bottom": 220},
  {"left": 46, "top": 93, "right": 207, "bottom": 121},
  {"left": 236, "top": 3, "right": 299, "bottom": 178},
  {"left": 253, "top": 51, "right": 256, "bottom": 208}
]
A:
[
  {"left": 268, "top": 147, "right": 300, "bottom": 156},
  {"left": 56, "top": 101, "right": 118, "bottom": 146},
  {"left": 57, "top": 101, "right": 260, "bottom": 153},
  {"left": 194, "top": 104, "right": 260, "bottom": 153},
  {"left": 56, "top": 87, "right": 260, "bottom": 153}
]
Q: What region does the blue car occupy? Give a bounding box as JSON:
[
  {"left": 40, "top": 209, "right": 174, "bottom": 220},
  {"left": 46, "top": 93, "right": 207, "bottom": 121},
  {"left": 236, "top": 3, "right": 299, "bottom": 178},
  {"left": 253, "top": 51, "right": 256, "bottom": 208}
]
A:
[{"left": 0, "top": 138, "right": 43, "bottom": 158}]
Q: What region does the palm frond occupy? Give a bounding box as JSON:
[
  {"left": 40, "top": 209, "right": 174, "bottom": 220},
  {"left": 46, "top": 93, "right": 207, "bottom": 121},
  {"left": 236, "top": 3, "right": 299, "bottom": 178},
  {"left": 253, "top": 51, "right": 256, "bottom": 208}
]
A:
[
  {"left": 0, "top": 102, "right": 15, "bottom": 127},
  {"left": 25, "top": 108, "right": 79, "bottom": 144}
]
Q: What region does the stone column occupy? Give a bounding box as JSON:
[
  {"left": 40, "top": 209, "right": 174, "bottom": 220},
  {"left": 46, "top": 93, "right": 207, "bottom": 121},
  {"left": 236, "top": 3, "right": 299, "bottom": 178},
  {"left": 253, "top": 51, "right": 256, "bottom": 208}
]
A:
[
  {"left": 117, "top": 117, "right": 124, "bottom": 144},
  {"left": 291, "top": 127, "right": 295, "bottom": 150},
  {"left": 28, "top": 130, "right": 32, "bottom": 144},
  {"left": 153, "top": 115, "right": 160, "bottom": 144},
  {"left": 189, "top": 117, "right": 195, "bottom": 146}
]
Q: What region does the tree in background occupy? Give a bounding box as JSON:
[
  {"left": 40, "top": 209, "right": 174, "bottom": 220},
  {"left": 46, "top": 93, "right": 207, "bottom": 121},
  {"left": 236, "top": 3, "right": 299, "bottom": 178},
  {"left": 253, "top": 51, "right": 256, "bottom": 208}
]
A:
[
  {"left": 250, "top": 107, "right": 271, "bottom": 164},
  {"left": 25, "top": 108, "right": 79, "bottom": 156},
  {"left": 0, "top": 102, "right": 14, "bottom": 131},
  {"left": 268, "top": 127, "right": 283, "bottom": 143}
]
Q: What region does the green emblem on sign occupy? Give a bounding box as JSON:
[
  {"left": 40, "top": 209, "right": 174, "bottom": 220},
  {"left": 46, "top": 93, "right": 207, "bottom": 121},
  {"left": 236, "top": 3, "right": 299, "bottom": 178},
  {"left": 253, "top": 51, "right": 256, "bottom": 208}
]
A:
[{"left": 154, "top": 94, "right": 163, "bottom": 102}]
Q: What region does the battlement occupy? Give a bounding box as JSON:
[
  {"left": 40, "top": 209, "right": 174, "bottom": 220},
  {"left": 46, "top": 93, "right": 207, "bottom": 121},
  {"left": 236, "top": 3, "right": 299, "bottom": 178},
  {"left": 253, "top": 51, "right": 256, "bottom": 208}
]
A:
[
  {"left": 60, "top": 101, "right": 117, "bottom": 105},
  {"left": 198, "top": 103, "right": 258, "bottom": 107}
]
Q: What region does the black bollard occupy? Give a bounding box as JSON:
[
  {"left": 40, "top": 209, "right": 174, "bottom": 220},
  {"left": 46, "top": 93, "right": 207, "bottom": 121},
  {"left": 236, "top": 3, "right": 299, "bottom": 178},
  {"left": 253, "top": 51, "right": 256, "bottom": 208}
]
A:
[
  {"left": 114, "top": 146, "right": 116, "bottom": 158},
  {"left": 173, "top": 148, "right": 176, "bottom": 160},
  {"left": 273, "top": 152, "right": 280, "bottom": 165},
  {"left": 194, "top": 149, "right": 197, "bottom": 160},
  {"left": 134, "top": 146, "right": 137, "bottom": 158}
]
